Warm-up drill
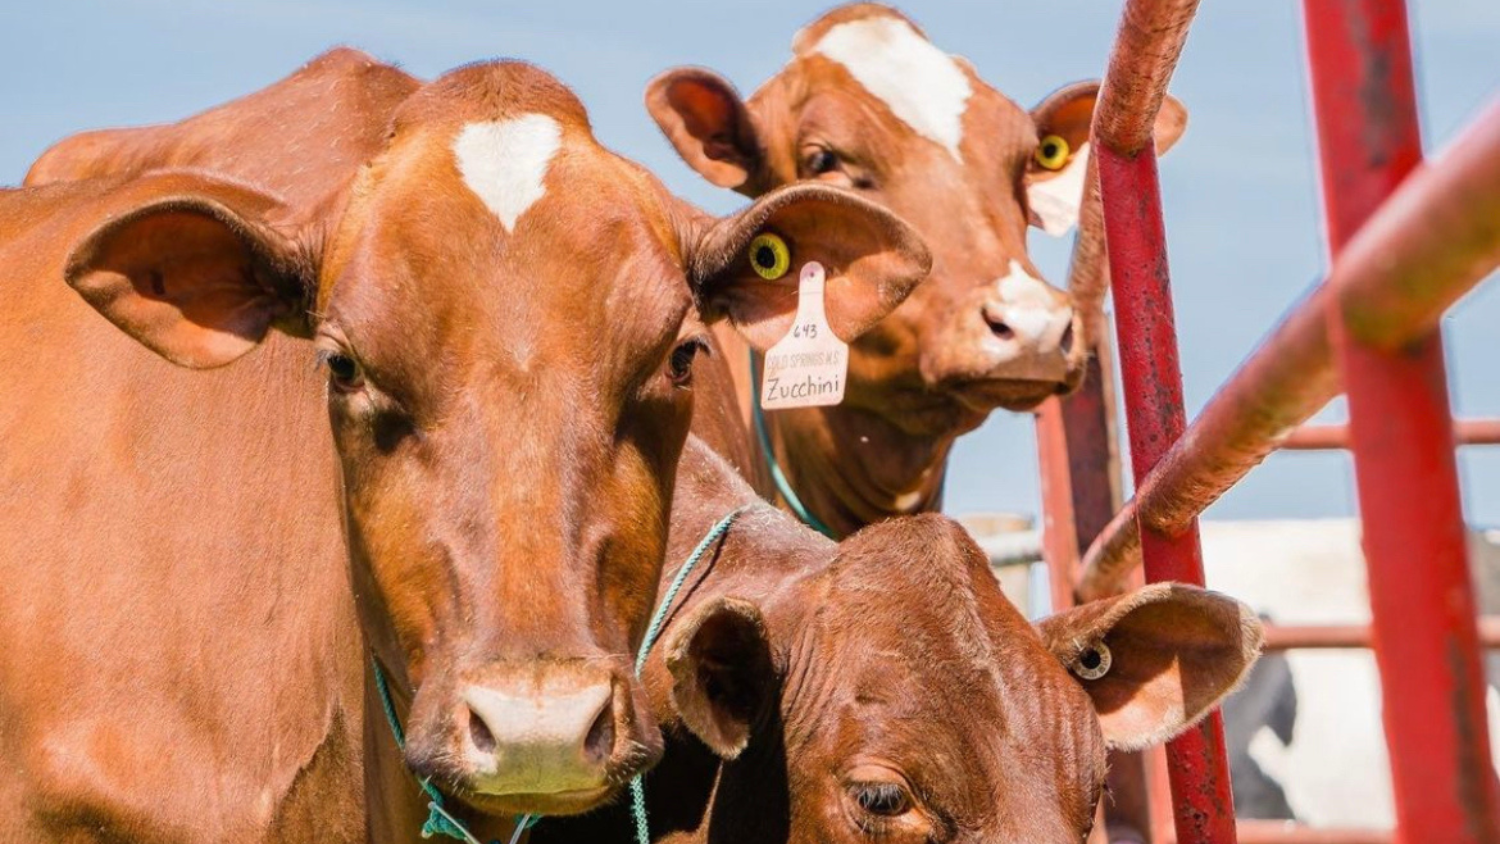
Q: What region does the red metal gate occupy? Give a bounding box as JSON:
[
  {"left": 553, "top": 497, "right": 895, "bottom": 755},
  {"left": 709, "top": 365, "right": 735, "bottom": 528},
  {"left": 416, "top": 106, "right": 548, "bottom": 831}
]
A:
[{"left": 1034, "top": 1, "right": 1500, "bottom": 843}]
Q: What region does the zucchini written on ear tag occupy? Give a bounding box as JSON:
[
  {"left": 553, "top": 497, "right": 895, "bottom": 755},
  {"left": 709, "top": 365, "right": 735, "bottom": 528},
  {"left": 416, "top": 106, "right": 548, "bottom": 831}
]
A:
[{"left": 759, "top": 261, "right": 848, "bottom": 410}]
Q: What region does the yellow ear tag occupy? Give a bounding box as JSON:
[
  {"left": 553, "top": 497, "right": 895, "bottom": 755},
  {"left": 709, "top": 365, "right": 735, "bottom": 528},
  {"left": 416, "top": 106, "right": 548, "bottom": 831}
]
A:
[
  {"left": 749, "top": 233, "right": 791, "bottom": 280},
  {"left": 759, "top": 262, "right": 849, "bottom": 411},
  {"left": 1036, "top": 134, "right": 1070, "bottom": 171}
]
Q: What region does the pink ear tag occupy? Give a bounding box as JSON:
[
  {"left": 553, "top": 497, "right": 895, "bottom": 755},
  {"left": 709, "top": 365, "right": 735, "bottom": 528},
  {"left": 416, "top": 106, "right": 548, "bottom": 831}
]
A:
[{"left": 759, "top": 261, "right": 849, "bottom": 410}]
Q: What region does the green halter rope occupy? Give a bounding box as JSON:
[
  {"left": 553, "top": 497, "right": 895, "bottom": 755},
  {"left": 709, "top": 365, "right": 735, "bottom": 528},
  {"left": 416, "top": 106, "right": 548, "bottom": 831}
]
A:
[
  {"left": 370, "top": 658, "right": 537, "bottom": 844},
  {"left": 371, "top": 505, "right": 749, "bottom": 844},
  {"left": 628, "top": 505, "right": 750, "bottom": 844},
  {"left": 747, "top": 351, "right": 838, "bottom": 538}
]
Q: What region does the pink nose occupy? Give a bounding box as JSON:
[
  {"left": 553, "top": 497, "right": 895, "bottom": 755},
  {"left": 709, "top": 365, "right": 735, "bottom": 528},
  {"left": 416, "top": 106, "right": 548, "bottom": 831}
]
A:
[
  {"left": 460, "top": 672, "right": 617, "bottom": 796},
  {"left": 980, "top": 297, "right": 1074, "bottom": 360}
]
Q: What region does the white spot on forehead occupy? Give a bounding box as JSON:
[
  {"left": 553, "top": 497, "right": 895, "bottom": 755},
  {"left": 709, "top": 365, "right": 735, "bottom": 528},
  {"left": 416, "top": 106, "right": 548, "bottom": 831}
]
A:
[
  {"left": 452, "top": 114, "right": 562, "bottom": 232},
  {"left": 810, "top": 17, "right": 972, "bottom": 162}
]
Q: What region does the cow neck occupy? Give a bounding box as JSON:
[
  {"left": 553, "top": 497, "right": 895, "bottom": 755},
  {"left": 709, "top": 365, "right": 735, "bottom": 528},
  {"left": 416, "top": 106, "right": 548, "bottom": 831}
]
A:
[
  {"left": 749, "top": 351, "right": 951, "bottom": 538},
  {"left": 638, "top": 438, "right": 833, "bottom": 842}
]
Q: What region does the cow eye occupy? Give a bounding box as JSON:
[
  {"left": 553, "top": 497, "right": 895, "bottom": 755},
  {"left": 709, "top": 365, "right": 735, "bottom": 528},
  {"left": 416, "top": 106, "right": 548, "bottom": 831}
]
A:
[
  {"left": 668, "top": 338, "right": 707, "bottom": 387},
  {"left": 851, "top": 781, "right": 911, "bottom": 817},
  {"left": 320, "top": 351, "right": 364, "bottom": 392},
  {"left": 748, "top": 233, "right": 791, "bottom": 281},
  {"left": 806, "top": 148, "right": 840, "bottom": 175},
  {"left": 1036, "top": 134, "right": 1071, "bottom": 170}
]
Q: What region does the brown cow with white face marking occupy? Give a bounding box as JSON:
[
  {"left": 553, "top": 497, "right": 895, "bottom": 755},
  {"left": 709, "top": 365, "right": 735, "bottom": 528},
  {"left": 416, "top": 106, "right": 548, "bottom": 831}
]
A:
[
  {"left": 0, "top": 58, "right": 928, "bottom": 843},
  {"left": 533, "top": 437, "right": 1262, "bottom": 844},
  {"left": 647, "top": 3, "right": 1186, "bottom": 534}
]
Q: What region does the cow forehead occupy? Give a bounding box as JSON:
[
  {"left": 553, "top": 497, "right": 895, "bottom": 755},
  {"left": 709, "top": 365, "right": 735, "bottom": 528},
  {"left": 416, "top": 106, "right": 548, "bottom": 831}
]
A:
[
  {"left": 452, "top": 113, "right": 562, "bottom": 232},
  {"left": 805, "top": 16, "right": 972, "bottom": 162}
]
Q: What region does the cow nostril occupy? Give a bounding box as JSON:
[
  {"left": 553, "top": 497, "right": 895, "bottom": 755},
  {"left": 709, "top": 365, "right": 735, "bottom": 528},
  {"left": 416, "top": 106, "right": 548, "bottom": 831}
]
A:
[
  {"left": 583, "top": 699, "right": 614, "bottom": 764},
  {"left": 1059, "top": 323, "right": 1076, "bottom": 356},
  {"left": 467, "top": 705, "right": 497, "bottom": 755},
  {"left": 984, "top": 313, "right": 1015, "bottom": 341}
]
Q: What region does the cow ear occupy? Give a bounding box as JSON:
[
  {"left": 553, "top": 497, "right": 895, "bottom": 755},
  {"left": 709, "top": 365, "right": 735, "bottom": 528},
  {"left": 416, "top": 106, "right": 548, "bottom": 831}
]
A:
[
  {"left": 691, "top": 183, "right": 931, "bottom": 350},
  {"left": 646, "top": 68, "right": 764, "bottom": 192},
  {"left": 664, "top": 596, "right": 777, "bottom": 760},
  {"left": 65, "top": 173, "right": 313, "bottom": 369},
  {"left": 1024, "top": 81, "right": 1188, "bottom": 236},
  {"left": 1037, "top": 584, "right": 1263, "bottom": 751}
]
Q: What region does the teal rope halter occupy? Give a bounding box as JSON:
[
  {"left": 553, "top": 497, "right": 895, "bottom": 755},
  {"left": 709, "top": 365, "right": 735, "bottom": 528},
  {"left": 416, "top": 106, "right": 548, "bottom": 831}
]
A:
[
  {"left": 370, "top": 658, "right": 537, "bottom": 844},
  {"left": 371, "top": 505, "right": 749, "bottom": 844},
  {"left": 748, "top": 351, "right": 838, "bottom": 538},
  {"left": 628, "top": 505, "right": 749, "bottom": 844}
]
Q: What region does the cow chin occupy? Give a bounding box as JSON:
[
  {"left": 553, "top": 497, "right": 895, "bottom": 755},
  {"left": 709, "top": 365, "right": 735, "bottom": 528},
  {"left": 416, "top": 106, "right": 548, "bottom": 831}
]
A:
[{"left": 945, "top": 374, "right": 1074, "bottom": 414}]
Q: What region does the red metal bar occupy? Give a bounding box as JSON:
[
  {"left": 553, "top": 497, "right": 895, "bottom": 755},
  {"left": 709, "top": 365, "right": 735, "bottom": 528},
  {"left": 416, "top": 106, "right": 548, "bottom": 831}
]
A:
[
  {"left": 1263, "top": 618, "right": 1500, "bottom": 650},
  {"left": 1093, "top": 3, "right": 1234, "bottom": 842},
  {"left": 1038, "top": 397, "right": 1083, "bottom": 614},
  {"left": 1168, "top": 824, "right": 1394, "bottom": 844},
  {"left": 1304, "top": 3, "right": 1500, "bottom": 842},
  {"left": 1282, "top": 419, "right": 1500, "bottom": 450},
  {"left": 1078, "top": 97, "right": 1500, "bottom": 601}
]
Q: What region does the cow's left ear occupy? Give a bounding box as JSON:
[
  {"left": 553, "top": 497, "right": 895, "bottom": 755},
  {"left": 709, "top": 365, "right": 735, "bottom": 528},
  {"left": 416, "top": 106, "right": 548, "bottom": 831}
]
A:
[
  {"left": 690, "top": 183, "right": 931, "bottom": 350},
  {"left": 663, "top": 596, "right": 777, "bottom": 760},
  {"left": 1037, "top": 583, "right": 1263, "bottom": 751},
  {"left": 1024, "top": 81, "right": 1188, "bottom": 236},
  {"left": 646, "top": 67, "right": 765, "bottom": 193}
]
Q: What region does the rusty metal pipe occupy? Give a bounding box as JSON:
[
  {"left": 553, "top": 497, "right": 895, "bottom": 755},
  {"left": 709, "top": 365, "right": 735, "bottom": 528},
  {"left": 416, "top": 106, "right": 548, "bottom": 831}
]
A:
[
  {"left": 1281, "top": 418, "right": 1500, "bottom": 449},
  {"left": 1078, "top": 97, "right": 1500, "bottom": 602},
  {"left": 1165, "top": 823, "right": 1394, "bottom": 844},
  {"left": 1263, "top": 618, "right": 1500, "bottom": 650}
]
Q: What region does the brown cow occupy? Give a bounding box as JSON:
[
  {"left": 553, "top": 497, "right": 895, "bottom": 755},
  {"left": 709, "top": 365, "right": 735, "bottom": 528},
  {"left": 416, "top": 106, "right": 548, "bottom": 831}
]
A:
[
  {"left": 533, "top": 436, "right": 1262, "bottom": 844},
  {"left": 0, "top": 59, "right": 929, "bottom": 843},
  {"left": 646, "top": 3, "right": 1187, "bottom": 535}
]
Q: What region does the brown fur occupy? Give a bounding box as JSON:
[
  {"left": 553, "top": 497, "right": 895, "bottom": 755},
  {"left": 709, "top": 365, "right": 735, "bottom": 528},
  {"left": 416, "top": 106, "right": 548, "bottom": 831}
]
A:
[
  {"left": 534, "top": 437, "right": 1262, "bottom": 844},
  {"left": 646, "top": 3, "right": 1187, "bottom": 536},
  {"left": 4, "top": 55, "right": 928, "bottom": 843}
]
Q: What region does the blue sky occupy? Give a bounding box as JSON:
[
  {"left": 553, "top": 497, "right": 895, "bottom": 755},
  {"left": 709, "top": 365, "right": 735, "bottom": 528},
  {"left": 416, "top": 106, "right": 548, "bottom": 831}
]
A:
[{"left": 4, "top": 0, "right": 1497, "bottom": 527}]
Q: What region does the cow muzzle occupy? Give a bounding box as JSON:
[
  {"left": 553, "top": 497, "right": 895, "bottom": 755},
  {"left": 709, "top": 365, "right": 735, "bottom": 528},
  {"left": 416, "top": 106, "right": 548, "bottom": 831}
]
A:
[
  {"left": 413, "top": 659, "right": 661, "bottom": 815},
  {"left": 922, "top": 268, "right": 1082, "bottom": 411}
]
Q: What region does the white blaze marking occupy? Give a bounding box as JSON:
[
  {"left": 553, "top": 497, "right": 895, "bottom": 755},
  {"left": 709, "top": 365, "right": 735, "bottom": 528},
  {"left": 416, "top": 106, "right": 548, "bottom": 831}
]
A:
[
  {"left": 1027, "top": 142, "right": 1090, "bottom": 237},
  {"left": 893, "top": 490, "right": 924, "bottom": 512},
  {"left": 452, "top": 114, "right": 562, "bottom": 232},
  {"left": 997, "top": 260, "right": 1060, "bottom": 340},
  {"left": 810, "top": 17, "right": 972, "bottom": 162}
]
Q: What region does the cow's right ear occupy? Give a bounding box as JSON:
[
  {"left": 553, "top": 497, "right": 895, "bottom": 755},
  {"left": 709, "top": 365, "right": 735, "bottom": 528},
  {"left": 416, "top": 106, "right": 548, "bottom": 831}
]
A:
[
  {"left": 1037, "top": 584, "right": 1264, "bottom": 751},
  {"left": 646, "top": 67, "right": 764, "bottom": 192},
  {"left": 664, "top": 596, "right": 777, "bottom": 760},
  {"left": 691, "top": 183, "right": 932, "bottom": 350},
  {"left": 65, "top": 173, "right": 313, "bottom": 369}
]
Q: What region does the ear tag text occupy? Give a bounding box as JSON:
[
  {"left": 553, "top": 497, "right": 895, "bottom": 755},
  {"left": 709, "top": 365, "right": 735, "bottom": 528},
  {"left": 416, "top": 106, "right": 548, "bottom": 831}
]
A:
[{"left": 759, "top": 261, "right": 848, "bottom": 410}]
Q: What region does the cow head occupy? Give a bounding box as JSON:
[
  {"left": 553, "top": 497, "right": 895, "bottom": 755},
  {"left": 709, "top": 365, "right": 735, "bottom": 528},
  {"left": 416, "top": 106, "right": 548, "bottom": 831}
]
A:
[
  {"left": 647, "top": 3, "right": 1186, "bottom": 433},
  {"left": 60, "top": 61, "right": 928, "bottom": 815},
  {"left": 664, "top": 516, "right": 1260, "bottom": 842}
]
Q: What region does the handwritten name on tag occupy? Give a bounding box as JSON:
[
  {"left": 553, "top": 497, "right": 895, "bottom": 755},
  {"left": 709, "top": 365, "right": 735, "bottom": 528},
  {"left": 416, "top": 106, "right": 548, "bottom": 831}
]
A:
[{"left": 759, "top": 262, "right": 849, "bottom": 410}]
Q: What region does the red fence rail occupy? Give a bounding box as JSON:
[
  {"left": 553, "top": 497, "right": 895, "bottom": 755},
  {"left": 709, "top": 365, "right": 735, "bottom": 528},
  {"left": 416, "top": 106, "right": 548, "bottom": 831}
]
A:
[
  {"left": 1076, "top": 95, "right": 1500, "bottom": 604},
  {"left": 1031, "top": 1, "right": 1500, "bottom": 843}
]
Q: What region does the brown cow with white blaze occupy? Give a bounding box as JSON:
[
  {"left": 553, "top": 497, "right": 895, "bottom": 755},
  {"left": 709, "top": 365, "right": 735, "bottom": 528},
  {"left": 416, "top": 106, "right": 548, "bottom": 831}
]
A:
[
  {"left": 534, "top": 436, "right": 1263, "bottom": 844},
  {"left": 0, "top": 58, "right": 928, "bottom": 842},
  {"left": 647, "top": 3, "right": 1186, "bottom": 533}
]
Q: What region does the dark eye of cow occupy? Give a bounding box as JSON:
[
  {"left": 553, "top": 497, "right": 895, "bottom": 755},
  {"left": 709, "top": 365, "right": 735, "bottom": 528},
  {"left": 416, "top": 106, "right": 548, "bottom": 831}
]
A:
[
  {"left": 321, "top": 352, "right": 364, "bottom": 392},
  {"left": 807, "top": 148, "right": 839, "bottom": 175},
  {"left": 668, "top": 338, "right": 707, "bottom": 387},
  {"left": 851, "top": 781, "right": 911, "bottom": 817}
]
